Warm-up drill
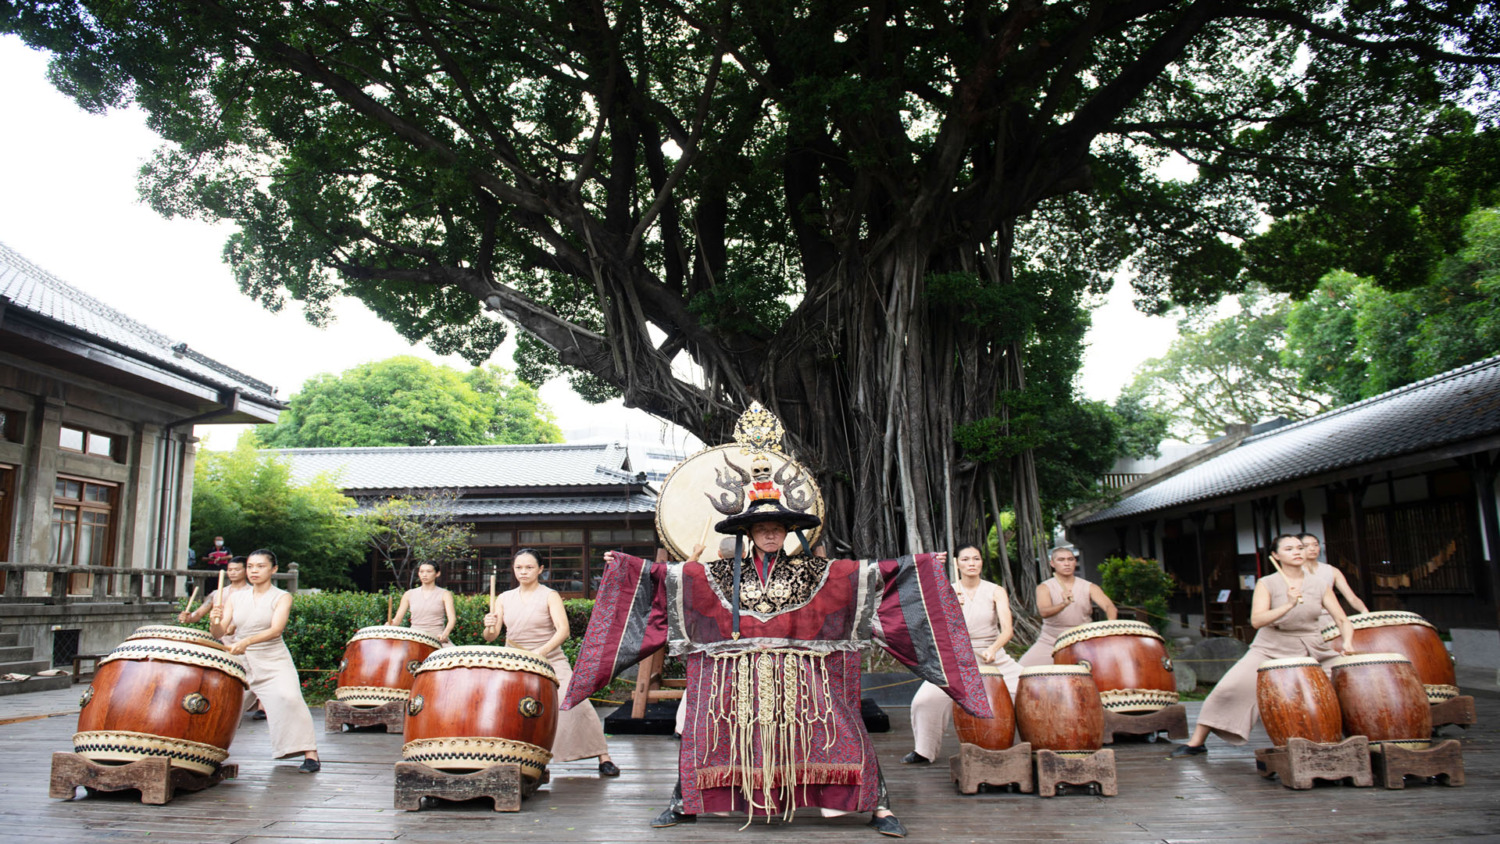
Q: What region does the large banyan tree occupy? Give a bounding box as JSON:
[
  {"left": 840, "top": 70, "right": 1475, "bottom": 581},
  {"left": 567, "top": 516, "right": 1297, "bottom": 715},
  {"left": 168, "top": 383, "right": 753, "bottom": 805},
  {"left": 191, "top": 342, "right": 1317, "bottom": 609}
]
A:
[{"left": 8, "top": 2, "right": 1497, "bottom": 584}]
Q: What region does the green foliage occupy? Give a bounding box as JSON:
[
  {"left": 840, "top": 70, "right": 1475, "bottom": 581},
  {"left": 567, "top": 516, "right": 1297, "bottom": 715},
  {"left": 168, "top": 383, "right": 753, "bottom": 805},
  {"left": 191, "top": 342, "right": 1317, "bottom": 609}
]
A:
[
  {"left": 190, "top": 436, "right": 367, "bottom": 589},
  {"left": 174, "top": 591, "right": 597, "bottom": 704},
  {"left": 255, "top": 356, "right": 561, "bottom": 448},
  {"left": 1128, "top": 290, "right": 1335, "bottom": 440},
  {"left": 1285, "top": 208, "right": 1500, "bottom": 400},
  {"left": 363, "top": 491, "right": 474, "bottom": 591},
  {"left": 1100, "top": 556, "right": 1177, "bottom": 634}
]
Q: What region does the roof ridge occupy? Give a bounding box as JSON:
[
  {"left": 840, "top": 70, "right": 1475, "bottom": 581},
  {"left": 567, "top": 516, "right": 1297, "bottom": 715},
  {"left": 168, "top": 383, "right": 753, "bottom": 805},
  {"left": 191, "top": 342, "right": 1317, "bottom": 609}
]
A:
[
  {"left": 1241, "top": 353, "right": 1500, "bottom": 445},
  {"left": 270, "top": 442, "right": 605, "bottom": 454},
  {"left": 0, "top": 241, "right": 177, "bottom": 349}
]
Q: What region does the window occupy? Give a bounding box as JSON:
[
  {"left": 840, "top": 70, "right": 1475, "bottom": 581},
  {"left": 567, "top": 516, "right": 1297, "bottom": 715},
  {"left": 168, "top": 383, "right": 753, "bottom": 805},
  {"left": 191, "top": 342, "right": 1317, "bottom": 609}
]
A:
[
  {"left": 58, "top": 426, "right": 117, "bottom": 460},
  {"left": 0, "top": 465, "right": 13, "bottom": 592},
  {"left": 51, "top": 477, "right": 116, "bottom": 594}
]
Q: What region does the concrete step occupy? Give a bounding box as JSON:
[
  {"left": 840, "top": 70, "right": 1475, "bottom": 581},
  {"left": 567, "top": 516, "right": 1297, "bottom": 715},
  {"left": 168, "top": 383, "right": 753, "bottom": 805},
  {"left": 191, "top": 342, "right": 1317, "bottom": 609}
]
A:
[
  {"left": 0, "top": 647, "right": 33, "bottom": 663},
  {"left": 0, "top": 674, "right": 73, "bottom": 696},
  {"left": 0, "top": 633, "right": 19, "bottom": 648},
  {"left": 0, "top": 660, "right": 53, "bottom": 676}
]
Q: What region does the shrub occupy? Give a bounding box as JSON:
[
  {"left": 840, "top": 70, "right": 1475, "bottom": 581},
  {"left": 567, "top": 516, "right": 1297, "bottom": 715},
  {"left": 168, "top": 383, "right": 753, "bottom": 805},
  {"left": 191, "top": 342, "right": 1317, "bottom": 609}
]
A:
[{"left": 1099, "top": 555, "right": 1176, "bottom": 633}]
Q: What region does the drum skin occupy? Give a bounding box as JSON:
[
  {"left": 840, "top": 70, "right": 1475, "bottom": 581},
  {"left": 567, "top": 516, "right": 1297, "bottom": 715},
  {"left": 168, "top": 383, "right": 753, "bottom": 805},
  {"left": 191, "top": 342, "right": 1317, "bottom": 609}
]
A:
[
  {"left": 76, "top": 632, "right": 246, "bottom": 773},
  {"left": 1255, "top": 657, "right": 1342, "bottom": 746},
  {"left": 1322, "top": 612, "right": 1457, "bottom": 704},
  {"left": 1329, "top": 653, "right": 1432, "bottom": 748},
  {"left": 402, "top": 646, "right": 559, "bottom": 777},
  {"left": 1052, "top": 620, "right": 1178, "bottom": 713},
  {"left": 335, "top": 626, "right": 440, "bottom": 707},
  {"left": 952, "top": 667, "right": 1015, "bottom": 750},
  {"left": 1015, "top": 665, "right": 1104, "bottom": 754}
]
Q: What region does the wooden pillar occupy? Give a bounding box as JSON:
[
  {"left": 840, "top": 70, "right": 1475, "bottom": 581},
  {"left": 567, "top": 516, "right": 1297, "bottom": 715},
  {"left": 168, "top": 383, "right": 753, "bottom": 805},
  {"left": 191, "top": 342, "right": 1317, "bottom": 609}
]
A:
[
  {"left": 1344, "top": 478, "right": 1373, "bottom": 607},
  {"left": 1191, "top": 511, "right": 1210, "bottom": 629}
]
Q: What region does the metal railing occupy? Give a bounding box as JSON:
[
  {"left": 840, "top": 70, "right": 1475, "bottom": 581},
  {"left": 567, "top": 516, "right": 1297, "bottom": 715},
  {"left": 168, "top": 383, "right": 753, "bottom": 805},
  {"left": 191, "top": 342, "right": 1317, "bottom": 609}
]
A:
[{"left": 0, "top": 562, "right": 299, "bottom": 604}]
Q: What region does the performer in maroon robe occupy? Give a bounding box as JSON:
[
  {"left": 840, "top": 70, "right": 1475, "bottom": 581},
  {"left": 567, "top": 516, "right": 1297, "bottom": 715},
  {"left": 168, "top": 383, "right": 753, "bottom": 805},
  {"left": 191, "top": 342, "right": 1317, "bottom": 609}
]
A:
[{"left": 563, "top": 404, "right": 986, "bottom": 838}]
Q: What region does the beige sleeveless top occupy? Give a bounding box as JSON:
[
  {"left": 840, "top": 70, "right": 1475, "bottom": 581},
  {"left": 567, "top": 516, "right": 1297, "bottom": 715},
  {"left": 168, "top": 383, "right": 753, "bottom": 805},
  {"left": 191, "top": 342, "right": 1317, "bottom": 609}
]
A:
[
  {"left": 1040, "top": 576, "right": 1094, "bottom": 635},
  {"left": 229, "top": 585, "right": 289, "bottom": 651},
  {"left": 407, "top": 586, "right": 450, "bottom": 637},
  {"left": 955, "top": 579, "right": 1005, "bottom": 650},
  {"left": 1262, "top": 570, "right": 1329, "bottom": 635},
  {"left": 498, "top": 586, "right": 563, "bottom": 657}
]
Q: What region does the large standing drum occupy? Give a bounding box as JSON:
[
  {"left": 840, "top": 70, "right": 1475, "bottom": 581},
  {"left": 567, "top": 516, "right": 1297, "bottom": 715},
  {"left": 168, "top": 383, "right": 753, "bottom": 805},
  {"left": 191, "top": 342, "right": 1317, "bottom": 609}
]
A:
[
  {"left": 334, "top": 626, "right": 442, "bottom": 708},
  {"left": 1322, "top": 611, "right": 1457, "bottom": 704},
  {"left": 952, "top": 664, "right": 1016, "bottom": 751},
  {"left": 1052, "top": 620, "right": 1178, "bottom": 713},
  {"left": 1328, "top": 653, "right": 1432, "bottom": 750},
  {"left": 402, "top": 645, "right": 559, "bottom": 784},
  {"left": 1255, "top": 657, "right": 1342, "bottom": 746},
  {"left": 1015, "top": 664, "right": 1105, "bottom": 756},
  {"left": 75, "top": 625, "right": 247, "bottom": 774}
]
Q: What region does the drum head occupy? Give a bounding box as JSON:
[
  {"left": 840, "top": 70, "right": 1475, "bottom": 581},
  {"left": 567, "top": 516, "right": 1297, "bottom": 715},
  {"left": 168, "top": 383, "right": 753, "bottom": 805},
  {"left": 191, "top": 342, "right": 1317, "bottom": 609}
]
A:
[
  {"left": 349, "top": 626, "right": 442, "bottom": 649},
  {"left": 126, "top": 625, "right": 227, "bottom": 650},
  {"left": 1328, "top": 652, "right": 1411, "bottom": 671},
  {"left": 1020, "top": 664, "right": 1092, "bottom": 678},
  {"left": 1052, "top": 619, "right": 1163, "bottom": 654},
  {"left": 655, "top": 443, "right": 824, "bottom": 560},
  {"left": 1257, "top": 656, "right": 1321, "bottom": 672},
  {"left": 415, "top": 645, "right": 559, "bottom": 685}
]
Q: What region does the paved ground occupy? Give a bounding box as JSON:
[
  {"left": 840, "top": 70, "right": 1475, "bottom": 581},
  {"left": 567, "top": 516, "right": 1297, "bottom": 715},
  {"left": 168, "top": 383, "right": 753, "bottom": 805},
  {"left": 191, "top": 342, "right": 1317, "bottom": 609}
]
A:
[{"left": 0, "top": 670, "right": 1497, "bottom": 844}]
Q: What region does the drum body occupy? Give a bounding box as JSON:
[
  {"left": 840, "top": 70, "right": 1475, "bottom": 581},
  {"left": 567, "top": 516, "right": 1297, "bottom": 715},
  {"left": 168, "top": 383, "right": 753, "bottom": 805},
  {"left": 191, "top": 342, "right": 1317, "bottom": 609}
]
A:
[
  {"left": 1328, "top": 653, "right": 1432, "bottom": 749},
  {"left": 952, "top": 665, "right": 1015, "bottom": 750},
  {"left": 75, "top": 626, "right": 247, "bottom": 774},
  {"left": 1052, "top": 620, "right": 1178, "bottom": 713},
  {"left": 1014, "top": 665, "right": 1104, "bottom": 755},
  {"left": 402, "top": 646, "right": 559, "bottom": 782},
  {"left": 335, "top": 626, "right": 441, "bottom": 707},
  {"left": 1322, "top": 611, "right": 1457, "bottom": 704},
  {"left": 1255, "top": 657, "right": 1341, "bottom": 746}
]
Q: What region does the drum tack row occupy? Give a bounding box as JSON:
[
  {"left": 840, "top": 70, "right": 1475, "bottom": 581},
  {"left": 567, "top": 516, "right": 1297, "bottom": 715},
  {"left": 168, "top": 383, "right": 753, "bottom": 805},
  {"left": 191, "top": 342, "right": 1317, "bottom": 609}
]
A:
[{"left": 50, "top": 612, "right": 1473, "bottom": 806}]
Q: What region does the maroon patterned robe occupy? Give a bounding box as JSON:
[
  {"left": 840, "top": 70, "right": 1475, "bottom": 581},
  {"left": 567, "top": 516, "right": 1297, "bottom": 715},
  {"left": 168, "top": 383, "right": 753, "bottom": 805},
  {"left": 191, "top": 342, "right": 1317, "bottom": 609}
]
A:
[{"left": 563, "top": 552, "right": 987, "bottom": 818}]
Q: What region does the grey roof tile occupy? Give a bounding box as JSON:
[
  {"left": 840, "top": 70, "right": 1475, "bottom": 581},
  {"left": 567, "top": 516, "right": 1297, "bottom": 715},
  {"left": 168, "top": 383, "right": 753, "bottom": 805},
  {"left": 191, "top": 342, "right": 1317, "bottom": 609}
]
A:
[
  {"left": 0, "top": 242, "right": 279, "bottom": 404},
  {"left": 273, "top": 442, "right": 640, "bottom": 490},
  {"left": 447, "top": 494, "right": 658, "bottom": 517},
  {"left": 1075, "top": 355, "right": 1500, "bottom": 525}
]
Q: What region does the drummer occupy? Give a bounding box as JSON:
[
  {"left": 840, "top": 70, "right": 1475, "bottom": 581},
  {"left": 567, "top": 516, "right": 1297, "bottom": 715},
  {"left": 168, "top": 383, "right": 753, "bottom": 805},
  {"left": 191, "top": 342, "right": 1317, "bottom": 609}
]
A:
[
  {"left": 1018, "top": 547, "right": 1117, "bottom": 666},
  {"left": 1169, "top": 534, "right": 1355, "bottom": 757},
  {"left": 483, "top": 549, "right": 620, "bottom": 777},
  {"left": 179, "top": 556, "right": 249, "bottom": 626},
  {"left": 392, "top": 562, "right": 457, "bottom": 647},
  {"left": 904, "top": 543, "right": 1022, "bottom": 764},
  {"left": 1299, "top": 533, "right": 1369, "bottom": 622},
  {"left": 209, "top": 548, "right": 320, "bottom": 772}
]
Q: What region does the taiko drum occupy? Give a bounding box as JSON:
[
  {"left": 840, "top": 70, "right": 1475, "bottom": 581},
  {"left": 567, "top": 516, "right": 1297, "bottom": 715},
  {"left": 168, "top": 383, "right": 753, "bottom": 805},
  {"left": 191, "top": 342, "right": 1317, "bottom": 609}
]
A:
[
  {"left": 74, "top": 625, "right": 247, "bottom": 774},
  {"left": 1328, "top": 653, "right": 1432, "bottom": 750},
  {"left": 334, "top": 626, "right": 442, "bottom": 708},
  {"left": 952, "top": 664, "right": 1016, "bottom": 750},
  {"left": 401, "top": 645, "right": 559, "bottom": 783},
  {"left": 1015, "top": 664, "right": 1105, "bottom": 755},
  {"left": 1322, "top": 611, "right": 1457, "bottom": 704},
  {"left": 1255, "top": 657, "right": 1342, "bottom": 746},
  {"left": 1052, "top": 620, "right": 1179, "bottom": 713}
]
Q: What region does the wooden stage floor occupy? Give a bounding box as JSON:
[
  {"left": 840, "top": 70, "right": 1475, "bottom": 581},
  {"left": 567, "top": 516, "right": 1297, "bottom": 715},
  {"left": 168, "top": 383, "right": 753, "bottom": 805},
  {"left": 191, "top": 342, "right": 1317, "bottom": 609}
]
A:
[{"left": 2, "top": 697, "right": 1496, "bottom": 844}]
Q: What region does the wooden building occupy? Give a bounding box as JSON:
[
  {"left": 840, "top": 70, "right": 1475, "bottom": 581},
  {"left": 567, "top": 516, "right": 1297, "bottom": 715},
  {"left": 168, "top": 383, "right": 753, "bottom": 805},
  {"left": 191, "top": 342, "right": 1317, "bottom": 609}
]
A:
[
  {"left": 277, "top": 442, "right": 660, "bottom": 597},
  {"left": 0, "top": 243, "right": 281, "bottom": 687},
  {"left": 1064, "top": 355, "right": 1500, "bottom": 653}
]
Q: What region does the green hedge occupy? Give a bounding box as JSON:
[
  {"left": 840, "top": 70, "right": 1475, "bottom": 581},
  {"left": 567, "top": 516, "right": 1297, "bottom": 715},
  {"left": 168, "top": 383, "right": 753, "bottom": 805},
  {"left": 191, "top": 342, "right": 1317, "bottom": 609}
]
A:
[
  {"left": 1100, "top": 555, "right": 1176, "bottom": 634},
  {"left": 174, "top": 590, "right": 597, "bottom": 703}
]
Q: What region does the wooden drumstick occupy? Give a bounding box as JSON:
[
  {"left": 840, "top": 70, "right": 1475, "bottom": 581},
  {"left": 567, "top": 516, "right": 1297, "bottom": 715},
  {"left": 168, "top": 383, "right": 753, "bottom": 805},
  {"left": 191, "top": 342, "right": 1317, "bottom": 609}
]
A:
[
  {"left": 698, "top": 518, "right": 714, "bottom": 559},
  {"left": 216, "top": 570, "right": 225, "bottom": 605},
  {"left": 387, "top": 593, "right": 393, "bottom": 625},
  {"left": 183, "top": 586, "right": 201, "bottom": 617},
  {"left": 486, "top": 572, "right": 498, "bottom": 632}
]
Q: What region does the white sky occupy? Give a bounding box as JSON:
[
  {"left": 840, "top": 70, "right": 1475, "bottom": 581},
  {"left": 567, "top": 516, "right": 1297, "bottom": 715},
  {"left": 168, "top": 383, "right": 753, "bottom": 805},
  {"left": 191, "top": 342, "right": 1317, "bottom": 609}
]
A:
[{"left": 0, "top": 36, "right": 1176, "bottom": 451}]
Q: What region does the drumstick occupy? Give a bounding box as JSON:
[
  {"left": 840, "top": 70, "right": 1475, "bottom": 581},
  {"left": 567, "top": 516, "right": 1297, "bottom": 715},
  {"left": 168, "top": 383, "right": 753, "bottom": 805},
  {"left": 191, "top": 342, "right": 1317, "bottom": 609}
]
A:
[
  {"left": 183, "top": 586, "right": 201, "bottom": 617},
  {"left": 216, "top": 570, "right": 225, "bottom": 605},
  {"left": 487, "top": 572, "right": 497, "bottom": 632},
  {"left": 387, "top": 593, "right": 393, "bottom": 625},
  {"left": 698, "top": 518, "right": 714, "bottom": 559}
]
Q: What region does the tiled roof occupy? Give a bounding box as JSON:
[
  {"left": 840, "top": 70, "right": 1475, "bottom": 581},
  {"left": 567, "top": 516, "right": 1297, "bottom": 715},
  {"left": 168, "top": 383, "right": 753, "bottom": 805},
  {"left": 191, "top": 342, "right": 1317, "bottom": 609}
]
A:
[
  {"left": 0, "top": 242, "right": 280, "bottom": 405},
  {"left": 1073, "top": 355, "right": 1500, "bottom": 525},
  {"left": 274, "top": 442, "right": 641, "bottom": 491},
  {"left": 446, "top": 494, "right": 657, "bottom": 517}
]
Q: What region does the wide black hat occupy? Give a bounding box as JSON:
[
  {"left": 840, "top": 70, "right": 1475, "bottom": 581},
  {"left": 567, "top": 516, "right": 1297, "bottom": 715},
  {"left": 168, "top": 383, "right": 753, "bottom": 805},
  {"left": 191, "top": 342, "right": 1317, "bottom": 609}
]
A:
[{"left": 714, "top": 494, "right": 823, "bottom": 535}]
